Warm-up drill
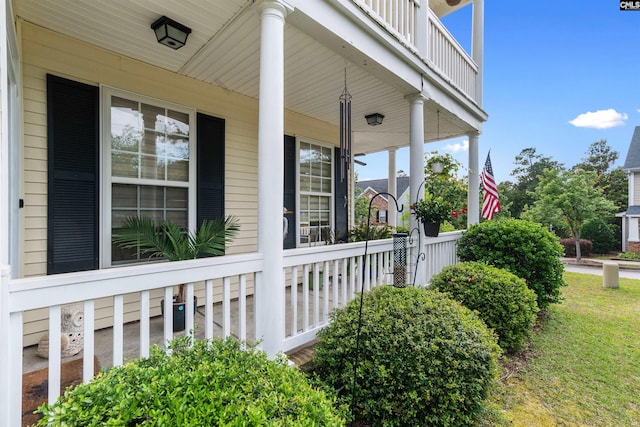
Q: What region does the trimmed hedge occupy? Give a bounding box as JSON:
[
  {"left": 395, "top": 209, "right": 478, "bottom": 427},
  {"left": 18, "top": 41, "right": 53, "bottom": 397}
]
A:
[
  {"left": 36, "top": 338, "right": 346, "bottom": 426},
  {"left": 313, "top": 286, "right": 500, "bottom": 427},
  {"left": 430, "top": 262, "right": 539, "bottom": 353},
  {"left": 457, "top": 218, "right": 565, "bottom": 309},
  {"left": 560, "top": 238, "right": 593, "bottom": 257}
]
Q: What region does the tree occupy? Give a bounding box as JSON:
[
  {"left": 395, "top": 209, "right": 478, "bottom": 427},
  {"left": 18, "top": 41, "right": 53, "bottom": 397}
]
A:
[
  {"left": 573, "top": 139, "right": 619, "bottom": 176},
  {"left": 424, "top": 152, "right": 468, "bottom": 229},
  {"left": 572, "top": 140, "right": 627, "bottom": 212},
  {"left": 523, "top": 168, "right": 616, "bottom": 261},
  {"left": 599, "top": 166, "right": 628, "bottom": 212},
  {"left": 508, "top": 148, "right": 564, "bottom": 218}
]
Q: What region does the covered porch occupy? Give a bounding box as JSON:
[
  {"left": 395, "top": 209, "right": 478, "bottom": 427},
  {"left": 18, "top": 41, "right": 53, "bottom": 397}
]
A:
[{"left": 1, "top": 0, "right": 486, "bottom": 424}]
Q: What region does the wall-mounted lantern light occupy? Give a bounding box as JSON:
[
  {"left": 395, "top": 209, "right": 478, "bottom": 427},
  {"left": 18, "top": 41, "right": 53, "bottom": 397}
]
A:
[
  {"left": 151, "top": 16, "right": 192, "bottom": 50},
  {"left": 365, "top": 113, "right": 384, "bottom": 126}
]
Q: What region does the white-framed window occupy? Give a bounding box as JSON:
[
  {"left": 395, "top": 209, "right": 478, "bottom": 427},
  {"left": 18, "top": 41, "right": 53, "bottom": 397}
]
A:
[
  {"left": 101, "top": 87, "right": 196, "bottom": 266},
  {"left": 298, "top": 138, "right": 334, "bottom": 246}
]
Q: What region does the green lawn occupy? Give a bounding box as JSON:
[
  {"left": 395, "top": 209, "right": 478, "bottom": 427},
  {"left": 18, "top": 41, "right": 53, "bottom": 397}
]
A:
[{"left": 486, "top": 272, "right": 640, "bottom": 426}]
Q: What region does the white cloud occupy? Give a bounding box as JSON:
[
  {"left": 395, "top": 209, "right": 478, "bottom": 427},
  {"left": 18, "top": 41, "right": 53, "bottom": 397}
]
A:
[
  {"left": 444, "top": 139, "right": 468, "bottom": 153},
  {"left": 569, "top": 109, "right": 628, "bottom": 129}
]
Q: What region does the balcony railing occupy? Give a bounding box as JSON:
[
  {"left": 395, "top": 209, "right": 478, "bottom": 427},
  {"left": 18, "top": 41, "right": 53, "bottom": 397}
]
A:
[
  {"left": 354, "top": 0, "right": 479, "bottom": 102},
  {"left": 3, "top": 232, "right": 460, "bottom": 426}
]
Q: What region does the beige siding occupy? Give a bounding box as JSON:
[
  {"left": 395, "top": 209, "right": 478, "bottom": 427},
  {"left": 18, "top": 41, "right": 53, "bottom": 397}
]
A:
[
  {"left": 633, "top": 172, "right": 640, "bottom": 205},
  {"left": 19, "top": 21, "right": 337, "bottom": 345}
]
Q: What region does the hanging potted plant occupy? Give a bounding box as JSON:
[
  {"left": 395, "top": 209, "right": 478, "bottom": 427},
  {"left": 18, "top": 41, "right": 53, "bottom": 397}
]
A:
[
  {"left": 113, "top": 216, "right": 240, "bottom": 331},
  {"left": 410, "top": 195, "right": 451, "bottom": 237}
]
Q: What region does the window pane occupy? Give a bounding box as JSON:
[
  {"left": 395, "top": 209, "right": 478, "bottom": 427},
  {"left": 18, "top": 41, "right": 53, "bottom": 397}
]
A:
[
  {"left": 321, "top": 177, "right": 331, "bottom": 193},
  {"left": 112, "top": 152, "right": 139, "bottom": 178},
  {"left": 141, "top": 131, "right": 162, "bottom": 155},
  {"left": 162, "top": 136, "right": 189, "bottom": 160},
  {"left": 140, "top": 155, "right": 166, "bottom": 180},
  {"left": 166, "top": 210, "right": 188, "bottom": 227},
  {"left": 141, "top": 103, "right": 164, "bottom": 132},
  {"left": 167, "top": 110, "right": 190, "bottom": 136},
  {"left": 112, "top": 184, "right": 137, "bottom": 208},
  {"left": 140, "top": 186, "right": 164, "bottom": 209},
  {"left": 166, "top": 159, "right": 189, "bottom": 182},
  {"left": 167, "top": 187, "right": 188, "bottom": 209},
  {"left": 310, "top": 177, "right": 322, "bottom": 192},
  {"left": 111, "top": 97, "right": 141, "bottom": 153}
]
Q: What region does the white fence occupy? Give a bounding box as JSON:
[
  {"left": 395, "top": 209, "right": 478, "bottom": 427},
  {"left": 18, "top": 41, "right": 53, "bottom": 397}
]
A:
[{"left": 2, "top": 233, "right": 461, "bottom": 426}]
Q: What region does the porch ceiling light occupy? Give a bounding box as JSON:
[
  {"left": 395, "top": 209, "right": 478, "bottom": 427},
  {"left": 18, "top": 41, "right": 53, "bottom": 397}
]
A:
[
  {"left": 365, "top": 113, "right": 384, "bottom": 126},
  {"left": 151, "top": 16, "right": 192, "bottom": 50}
]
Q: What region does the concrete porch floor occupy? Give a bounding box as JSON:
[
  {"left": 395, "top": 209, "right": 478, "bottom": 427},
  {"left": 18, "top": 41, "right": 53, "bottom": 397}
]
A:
[{"left": 23, "top": 284, "right": 332, "bottom": 375}]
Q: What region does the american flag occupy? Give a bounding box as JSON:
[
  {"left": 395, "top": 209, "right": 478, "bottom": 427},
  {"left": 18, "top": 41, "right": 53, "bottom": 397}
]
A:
[{"left": 481, "top": 152, "right": 501, "bottom": 220}]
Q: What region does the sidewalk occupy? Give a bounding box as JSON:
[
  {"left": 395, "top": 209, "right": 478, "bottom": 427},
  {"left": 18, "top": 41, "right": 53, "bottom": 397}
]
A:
[{"left": 561, "top": 256, "right": 640, "bottom": 270}]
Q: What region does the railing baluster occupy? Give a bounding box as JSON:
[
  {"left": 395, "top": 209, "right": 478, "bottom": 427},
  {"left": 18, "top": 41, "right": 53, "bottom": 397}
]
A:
[
  {"left": 332, "top": 260, "right": 339, "bottom": 310},
  {"left": 222, "top": 277, "right": 231, "bottom": 338},
  {"left": 302, "top": 264, "right": 310, "bottom": 331},
  {"left": 185, "top": 282, "right": 195, "bottom": 340},
  {"left": 205, "top": 279, "right": 214, "bottom": 339},
  {"left": 313, "top": 263, "right": 320, "bottom": 327},
  {"left": 113, "top": 295, "right": 124, "bottom": 366},
  {"left": 291, "top": 266, "right": 298, "bottom": 335},
  {"left": 48, "top": 305, "right": 62, "bottom": 404},
  {"left": 83, "top": 299, "right": 95, "bottom": 382},
  {"left": 323, "top": 261, "right": 330, "bottom": 323},
  {"left": 140, "top": 291, "right": 149, "bottom": 358},
  {"left": 239, "top": 274, "right": 247, "bottom": 342},
  {"left": 164, "top": 286, "right": 173, "bottom": 346}
]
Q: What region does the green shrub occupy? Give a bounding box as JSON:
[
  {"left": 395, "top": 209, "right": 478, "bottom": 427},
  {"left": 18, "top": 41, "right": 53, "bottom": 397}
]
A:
[
  {"left": 430, "top": 262, "right": 538, "bottom": 353},
  {"left": 560, "top": 238, "right": 593, "bottom": 257},
  {"left": 617, "top": 252, "right": 640, "bottom": 260},
  {"left": 457, "top": 219, "right": 565, "bottom": 310},
  {"left": 36, "top": 338, "right": 345, "bottom": 426},
  {"left": 313, "top": 286, "right": 500, "bottom": 427},
  {"left": 580, "top": 218, "right": 616, "bottom": 254}
]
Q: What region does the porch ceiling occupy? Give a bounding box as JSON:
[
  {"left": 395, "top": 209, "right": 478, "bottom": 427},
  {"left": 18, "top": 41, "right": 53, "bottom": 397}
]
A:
[{"left": 15, "top": 0, "right": 474, "bottom": 155}]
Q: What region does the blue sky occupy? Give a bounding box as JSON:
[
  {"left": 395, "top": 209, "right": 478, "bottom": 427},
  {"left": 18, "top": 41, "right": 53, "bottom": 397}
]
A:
[{"left": 355, "top": 1, "right": 640, "bottom": 183}]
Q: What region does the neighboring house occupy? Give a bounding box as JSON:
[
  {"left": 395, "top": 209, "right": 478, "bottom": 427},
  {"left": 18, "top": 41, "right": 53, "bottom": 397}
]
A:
[
  {"left": 0, "top": 1, "right": 487, "bottom": 422},
  {"left": 356, "top": 176, "right": 411, "bottom": 227},
  {"left": 620, "top": 126, "right": 640, "bottom": 252}
]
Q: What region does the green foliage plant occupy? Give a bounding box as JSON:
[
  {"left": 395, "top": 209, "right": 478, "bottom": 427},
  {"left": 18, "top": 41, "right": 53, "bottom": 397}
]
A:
[
  {"left": 580, "top": 217, "right": 615, "bottom": 254},
  {"left": 430, "top": 262, "right": 539, "bottom": 353},
  {"left": 617, "top": 251, "right": 640, "bottom": 260},
  {"left": 113, "top": 216, "right": 239, "bottom": 302},
  {"left": 348, "top": 221, "right": 393, "bottom": 242},
  {"left": 457, "top": 218, "right": 565, "bottom": 310},
  {"left": 313, "top": 286, "right": 500, "bottom": 427},
  {"left": 36, "top": 337, "right": 346, "bottom": 426},
  {"left": 410, "top": 194, "right": 451, "bottom": 223}
]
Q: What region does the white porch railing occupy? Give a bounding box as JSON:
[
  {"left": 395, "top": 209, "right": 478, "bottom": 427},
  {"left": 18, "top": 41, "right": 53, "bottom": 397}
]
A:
[
  {"left": 2, "top": 233, "right": 460, "bottom": 426},
  {"left": 427, "top": 9, "right": 478, "bottom": 101},
  {"left": 353, "top": 0, "right": 479, "bottom": 102}
]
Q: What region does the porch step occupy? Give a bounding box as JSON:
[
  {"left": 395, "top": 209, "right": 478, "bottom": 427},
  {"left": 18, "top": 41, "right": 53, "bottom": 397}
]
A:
[{"left": 286, "top": 340, "right": 317, "bottom": 367}]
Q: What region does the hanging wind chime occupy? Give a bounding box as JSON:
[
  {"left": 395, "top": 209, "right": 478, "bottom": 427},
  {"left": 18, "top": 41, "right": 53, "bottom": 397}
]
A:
[{"left": 339, "top": 68, "right": 352, "bottom": 182}]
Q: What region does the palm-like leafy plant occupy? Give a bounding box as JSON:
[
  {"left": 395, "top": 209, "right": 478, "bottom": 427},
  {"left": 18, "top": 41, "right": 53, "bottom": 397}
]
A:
[{"left": 113, "top": 216, "right": 240, "bottom": 303}]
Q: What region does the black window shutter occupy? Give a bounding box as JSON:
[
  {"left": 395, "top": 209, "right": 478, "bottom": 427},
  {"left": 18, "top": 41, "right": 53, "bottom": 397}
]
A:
[
  {"left": 47, "top": 75, "right": 99, "bottom": 274},
  {"left": 334, "top": 147, "right": 349, "bottom": 242},
  {"left": 283, "top": 135, "right": 297, "bottom": 249},
  {"left": 197, "top": 113, "right": 225, "bottom": 252}
]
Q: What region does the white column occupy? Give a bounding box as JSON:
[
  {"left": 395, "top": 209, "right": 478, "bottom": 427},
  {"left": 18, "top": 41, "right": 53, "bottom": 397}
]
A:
[
  {"left": 0, "top": 0, "right": 14, "bottom": 423},
  {"left": 387, "top": 148, "right": 397, "bottom": 227},
  {"left": 408, "top": 95, "right": 427, "bottom": 285},
  {"left": 472, "top": 0, "right": 484, "bottom": 105},
  {"left": 255, "top": 0, "right": 290, "bottom": 358},
  {"left": 415, "top": 0, "right": 429, "bottom": 59},
  {"left": 467, "top": 133, "right": 480, "bottom": 225}
]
